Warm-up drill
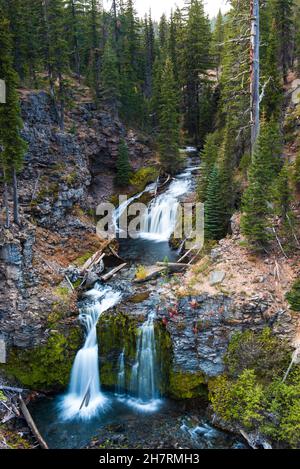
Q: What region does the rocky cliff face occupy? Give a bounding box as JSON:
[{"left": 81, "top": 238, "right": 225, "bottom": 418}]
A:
[{"left": 0, "top": 90, "right": 154, "bottom": 366}]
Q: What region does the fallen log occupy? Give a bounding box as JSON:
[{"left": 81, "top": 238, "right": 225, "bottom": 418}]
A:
[
  {"left": 0, "top": 385, "right": 24, "bottom": 393},
  {"left": 65, "top": 275, "right": 75, "bottom": 291},
  {"left": 18, "top": 394, "right": 49, "bottom": 449},
  {"left": 101, "top": 263, "right": 127, "bottom": 282},
  {"left": 81, "top": 251, "right": 105, "bottom": 272},
  {"left": 156, "top": 262, "right": 189, "bottom": 271},
  {"left": 177, "top": 246, "right": 197, "bottom": 264},
  {"left": 240, "top": 429, "right": 272, "bottom": 450}
]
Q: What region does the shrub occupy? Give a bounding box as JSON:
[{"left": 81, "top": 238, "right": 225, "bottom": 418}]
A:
[
  {"left": 135, "top": 265, "right": 147, "bottom": 281},
  {"left": 286, "top": 279, "right": 300, "bottom": 311},
  {"left": 225, "top": 328, "right": 290, "bottom": 382}
]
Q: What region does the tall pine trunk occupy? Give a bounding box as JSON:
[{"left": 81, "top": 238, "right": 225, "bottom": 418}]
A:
[
  {"left": 42, "top": 0, "right": 60, "bottom": 125},
  {"left": 250, "top": 0, "right": 260, "bottom": 156},
  {"left": 12, "top": 168, "right": 20, "bottom": 225},
  {"left": 71, "top": 0, "right": 81, "bottom": 83}
]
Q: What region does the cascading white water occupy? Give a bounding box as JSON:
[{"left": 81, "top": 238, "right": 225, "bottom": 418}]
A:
[
  {"left": 116, "top": 349, "right": 125, "bottom": 396},
  {"left": 61, "top": 285, "right": 121, "bottom": 420},
  {"left": 138, "top": 168, "right": 195, "bottom": 242},
  {"left": 112, "top": 182, "right": 156, "bottom": 234},
  {"left": 127, "top": 312, "right": 161, "bottom": 412}
]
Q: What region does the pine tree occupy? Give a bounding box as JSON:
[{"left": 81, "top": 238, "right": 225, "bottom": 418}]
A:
[
  {"left": 211, "top": 9, "right": 224, "bottom": 79},
  {"left": 101, "top": 37, "right": 120, "bottom": 115},
  {"left": 0, "top": 17, "right": 27, "bottom": 226},
  {"left": 272, "top": 0, "right": 295, "bottom": 83},
  {"left": 273, "top": 163, "right": 292, "bottom": 220},
  {"left": 41, "top": 0, "right": 69, "bottom": 129},
  {"left": 204, "top": 165, "right": 228, "bottom": 240},
  {"left": 218, "top": 0, "right": 250, "bottom": 160},
  {"left": 181, "top": 0, "right": 212, "bottom": 145},
  {"left": 286, "top": 278, "right": 300, "bottom": 311},
  {"left": 65, "top": 0, "right": 85, "bottom": 82},
  {"left": 159, "top": 13, "right": 168, "bottom": 54},
  {"left": 144, "top": 13, "right": 155, "bottom": 99},
  {"left": 85, "top": 0, "right": 102, "bottom": 107},
  {"left": 158, "top": 58, "right": 181, "bottom": 174},
  {"left": 169, "top": 7, "right": 184, "bottom": 83},
  {"left": 241, "top": 120, "right": 282, "bottom": 247},
  {"left": 262, "top": 19, "right": 283, "bottom": 119},
  {"left": 197, "top": 131, "right": 222, "bottom": 202},
  {"left": 116, "top": 139, "right": 131, "bottom": 186}
]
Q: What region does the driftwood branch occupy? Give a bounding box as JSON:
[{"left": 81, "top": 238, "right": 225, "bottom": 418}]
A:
[
  {"left": 272, "top": 227, "right": 288, "bottom": 258},
  {"left": 18, "top": 394, "right": 49, "bottom": 449},
  {"left": 0, "top": 385, "right": 24, "bottom": 393},
  {"left": 101, "top": 263, "right": 127, "bottom": 282}
]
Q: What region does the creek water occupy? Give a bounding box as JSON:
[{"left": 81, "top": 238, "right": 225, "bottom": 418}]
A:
[{"left": 29, "top": 152, "right": 245, "bottom": 449}]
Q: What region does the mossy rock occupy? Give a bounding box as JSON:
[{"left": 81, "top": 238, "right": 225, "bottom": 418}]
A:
[
  {"left": 127, "top": 291, "right": 150, "bottom": 303},
  {"left": 1, "top": 326, "right": 82, "bottom": 391},
  {"left": 130, "top": 166, "right": 159, "bottom": 193},
  {"left": 168, "top": 370, "right": 207, "bottom": 400}
]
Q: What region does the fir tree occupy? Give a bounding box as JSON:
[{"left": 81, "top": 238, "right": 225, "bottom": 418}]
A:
[
  {"left": 0, "top": 18, "right": 27, "bottom": 226},
  {"left": 168, "top": 7, "right": 184, "bottom": 83},
  {"left": 157, "top": 58, "right": 181, "bottom": 174},
  {"left": 262, "top": 19, "right": 283, "bottom": 119},
  {"left": 272, "top": 0, "right": 295, "bottom": 83},
  {"left": 211, "top": 9, "right": 224, "bottom": 79},
  {"left": 116, "top": 139, "right": 131, "bottom": 186},
  {"left": 159, "top": 13, "right": 168, "bottom": 53},
  {"left": 273, "top": 163, "right": 292, "bottom": 220},
  {"left": 101, "top": 38, "right": 120, "bottom": 115},
  {"left": 85, "top": 0, "right": 102, "bottom": 107},
  {"left": 41, "top": 0, "right": 69, "bottom": 129},
  {"left": 144, "top": 12, "right": 155, "bottom": 99},
  {"left": 241, "top": 120, "right": 282, "bottom": 247},
  {"left": 204, "top": 165, "right": 228, "bottom": 240},
  {"left": 286, "top": 279, "right": 300, "bottom": 311},
  {"left": 197, "top": 131, "right": 222, "bottom": 202},
  {"left": 181, "top": 0, "right": 212, "bottom": 145}
]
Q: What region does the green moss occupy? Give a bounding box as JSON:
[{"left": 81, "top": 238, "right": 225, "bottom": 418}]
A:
[
  {"left": 1, "top": 327, "right": 82, "bottom": 390},
  {"left": 54, "top": 286, "right": 72, "bottom": 301},
  {"left": 128, "top": 291, "right": 150, "bottom": 303},
  {"left": 130, "top": 166, "right": 159, "bottom": 192},
  {"left": 74, "top": 252, "right": 94, "bottom": 267},
  {"left": 168, "top": 370, "right": 207, "bottom": 400},
  {"left": 1, "top": 425, "right": 32, "bottom": 449}
]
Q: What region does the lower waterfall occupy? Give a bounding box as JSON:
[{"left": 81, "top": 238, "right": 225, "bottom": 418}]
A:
[
  {"left": 60, "top": 285, "right": 121, "bottom": 420},
  {"left": 127, "top": 312, "right": 161, "bottom": 412},
  {"left": 116, "top": 349, "right": 125, "bottom": 396}
]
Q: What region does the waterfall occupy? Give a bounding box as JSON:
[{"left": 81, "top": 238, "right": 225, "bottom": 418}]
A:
[
  {"left": 128, "top": 312, "right": 161, "bottom": 412},
  {"left": 116, "top": 349, "right": 126, "bottom": 396},
  {"left": 138, "top": 175, "right": 192, "bottom": 242},
  {"left": 61, "top": 285, "right": 121, "bottom": 420},
  {"left": 113, "top": 182, "right": 156, "bottom": 234}
]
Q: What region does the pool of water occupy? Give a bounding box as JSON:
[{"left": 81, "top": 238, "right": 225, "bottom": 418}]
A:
[{"left": 29, "top": 393, "right": 246, "bottom": 449}]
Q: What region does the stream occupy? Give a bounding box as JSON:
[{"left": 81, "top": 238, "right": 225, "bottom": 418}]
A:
[{"left": 29, "top": 152, "right": 246, "bottom": 449}]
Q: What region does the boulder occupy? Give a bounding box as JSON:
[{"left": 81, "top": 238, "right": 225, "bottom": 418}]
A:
[{"left": 210, "top": 271, "right": 226, "bottom": 286}]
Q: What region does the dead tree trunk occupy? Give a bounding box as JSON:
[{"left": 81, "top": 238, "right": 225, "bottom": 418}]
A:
[{"left": 250, "top": 0, "right": 260, "bottom": 156}]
